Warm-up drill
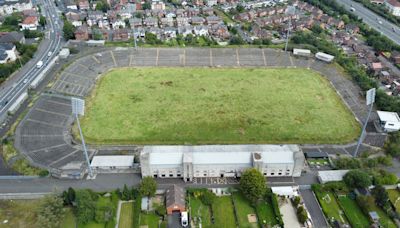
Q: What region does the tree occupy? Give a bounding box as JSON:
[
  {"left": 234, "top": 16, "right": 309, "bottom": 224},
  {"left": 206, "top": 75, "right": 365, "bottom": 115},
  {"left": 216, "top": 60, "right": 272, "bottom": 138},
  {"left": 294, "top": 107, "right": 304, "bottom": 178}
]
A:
[
  {"left": 371, "top": 185, "right": 389, "bottom": 208},
  {"left": 36, "top": 195, "right": 65, "bottom": 228},
  {"left": 95, "top": 0, "right": 110, "bottom": 13},
  {"left": 122, "top": 184, "right": 131, "bottom": 200},
  {"left": 229, "top": 35, "right": 245, "bottom": 45},
  {"left": 75, "top": 189, "right": 96, "bottom": 224},
  {"left": 200, "top": 190, "right": 216, "bottom": 206},
  {"left": 139, "top": 176, "right": 157, "bottom": 197},
  {"left": 343, "top": 170, "right": 372, "bottom": 189},
  {"left": 296, "top": 206, "right": 308, "bottom": 224},
  {"left": 39, "top": 16, "right": 47, "bottom": 27},
  {"left": 142, "top": 2, "right": 151, "bottom": 10},
  {"left": 63, "top": 20, "right": 76, "bottom": 40},
  {"left": 63, "top": 187, "right": 76, "bottom": 205},
  {"left": 3, "top": 13, "right": 22, "bottom": 27},
  {"left": 239, "top": 168, "right": 267, "bottom": 204}
]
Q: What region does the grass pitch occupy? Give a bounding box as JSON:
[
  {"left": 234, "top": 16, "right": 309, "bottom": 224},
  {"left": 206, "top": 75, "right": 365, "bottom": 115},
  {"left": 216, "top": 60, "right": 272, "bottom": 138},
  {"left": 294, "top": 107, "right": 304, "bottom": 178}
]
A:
[{"left": 79, "top": 67, "right": 360, "bottom": 144}]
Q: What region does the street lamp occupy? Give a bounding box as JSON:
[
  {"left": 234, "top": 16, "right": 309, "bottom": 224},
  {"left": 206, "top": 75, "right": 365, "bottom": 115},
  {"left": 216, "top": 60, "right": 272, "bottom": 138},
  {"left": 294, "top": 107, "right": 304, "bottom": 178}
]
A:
[
  {"left": 285, "top": 6, "right": 296, "bottom": 52},
  {"left": 71, "top": 97, "right": 93, "bottom": 177}
]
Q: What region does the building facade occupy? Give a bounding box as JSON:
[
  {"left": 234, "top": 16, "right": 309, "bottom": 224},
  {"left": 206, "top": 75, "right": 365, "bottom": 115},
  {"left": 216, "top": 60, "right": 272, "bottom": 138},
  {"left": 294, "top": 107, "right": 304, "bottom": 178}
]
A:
[
  {"left": 385, "top": 0, "right": 400, "bottom": 16},
  {"left": 140, "top": 145, "right": 305, "bottom": 182}
]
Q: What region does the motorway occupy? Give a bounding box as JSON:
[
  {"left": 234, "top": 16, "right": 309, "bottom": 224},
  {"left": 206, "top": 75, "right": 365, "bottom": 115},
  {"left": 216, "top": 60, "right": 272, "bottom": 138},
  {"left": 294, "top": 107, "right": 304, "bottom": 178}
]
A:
[
  {"left": 338, "top": 0, "right": 400, "bottom": 45},
  {"left": 0, "top": 0, "right": 63, "bottom": 125}
]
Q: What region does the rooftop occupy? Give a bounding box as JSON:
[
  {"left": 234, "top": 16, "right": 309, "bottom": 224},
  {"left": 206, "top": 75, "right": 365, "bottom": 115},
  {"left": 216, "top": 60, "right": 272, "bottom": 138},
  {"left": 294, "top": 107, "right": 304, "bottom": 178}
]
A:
[
  {"left": 90, "top": 155, "right": 134, "bottom": 167},
  {"left": 377, "top": 111, "right": 400, "bottom": 123}
]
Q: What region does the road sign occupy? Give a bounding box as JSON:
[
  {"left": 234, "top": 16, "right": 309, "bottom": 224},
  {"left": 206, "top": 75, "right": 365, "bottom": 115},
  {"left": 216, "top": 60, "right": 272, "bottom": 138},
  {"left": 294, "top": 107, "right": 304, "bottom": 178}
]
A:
[
  {"left": 71, "top": 97, "right": 85, "bottom": 116},
  {"left": 366, "top": 88, "right": 376, "bottom": 106}
]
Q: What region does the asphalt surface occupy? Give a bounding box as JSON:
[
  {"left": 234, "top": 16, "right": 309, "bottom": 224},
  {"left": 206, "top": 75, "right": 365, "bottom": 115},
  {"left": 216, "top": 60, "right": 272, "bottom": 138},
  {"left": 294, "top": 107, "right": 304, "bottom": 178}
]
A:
[
  {"left": 338, "top": 0, "right": 400, "bottom": 45},
  {"left": 0, "top": 0, "right": 63, "bottom": 124},
  {"left": 300, "top": 189, "right": 328, "bottom": 228}
]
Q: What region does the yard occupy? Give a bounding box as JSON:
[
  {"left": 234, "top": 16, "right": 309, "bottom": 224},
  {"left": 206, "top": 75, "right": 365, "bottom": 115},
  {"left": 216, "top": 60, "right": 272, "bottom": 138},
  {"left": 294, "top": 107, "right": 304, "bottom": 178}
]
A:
[
  {"left": 315, "top": 191, "right": 349, "bottom": 225},
  {"left": 387, "top": 189, "right": 400, "bottom": 213},
  {"left": 365, "top": 196, "right": 397, "bottom": 228},
  {"left": 79, "top": 67, "right": 359, "bottom": 145},
  {"left": 337, "top": 195, "right": 370, "bottom": 228},
  {"left": 140, "top": 212, "right": 161, "bottom": 228},
  {"left": 118, "top": 202, "right": 133, "bottom": 228},
  {"left": 189, "top": 196, "right": 212, "bottom": 227},
  {"left": 0, "top": 199, "right": 40, "bottom": 227},
  {"left": 255, "top": 197, "right": 278, "bottom": 227},
  {"left": 61, "top": 208, "right": 76, "bottom": 228},
  {"left": 212, "top": 196, "right": 237, "bottom": 228},
  {"left": 232, "top": 193, "right": 258, "bottom": 228}
]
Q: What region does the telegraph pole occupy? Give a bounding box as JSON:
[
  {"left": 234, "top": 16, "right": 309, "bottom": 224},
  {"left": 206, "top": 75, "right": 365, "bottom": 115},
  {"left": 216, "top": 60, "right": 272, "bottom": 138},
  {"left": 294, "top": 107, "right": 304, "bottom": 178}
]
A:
[{"left": 285, "top": 6, "right": 296, "bottom": 52}]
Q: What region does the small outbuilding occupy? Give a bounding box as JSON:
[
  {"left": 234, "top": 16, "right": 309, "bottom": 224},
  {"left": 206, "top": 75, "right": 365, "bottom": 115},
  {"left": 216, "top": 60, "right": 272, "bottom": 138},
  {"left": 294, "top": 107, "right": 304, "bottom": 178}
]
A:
[
  {"left": 90, "top": 155, "right": 134, "bottom": 173},
  {"left": 317, "top": 170, "right": 349, "bottom": 184},
  {"left": 377, "top": 111, "right": 400, "bottom": 132},
  {"left": 304, "top": 151, "right": 329, "bottom": 159},
  {"left": 166, "top": 185, "right": 186, "bottom": 215},
  {"left": 293, "top": 48, "right": 311, "bottom": 57},
  {"left": 315, "top": 52, "right": 334, "bottom": 63}
]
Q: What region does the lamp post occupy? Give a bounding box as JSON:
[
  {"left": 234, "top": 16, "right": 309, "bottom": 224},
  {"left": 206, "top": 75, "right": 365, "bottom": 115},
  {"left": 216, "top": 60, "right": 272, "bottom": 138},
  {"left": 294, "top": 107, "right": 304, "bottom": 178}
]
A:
[
  {"left": 71, "top": 97, "right": 93, "bottom": 177},
  {"left": 285, "top": 6, "right": 296, "bottom": 52}
]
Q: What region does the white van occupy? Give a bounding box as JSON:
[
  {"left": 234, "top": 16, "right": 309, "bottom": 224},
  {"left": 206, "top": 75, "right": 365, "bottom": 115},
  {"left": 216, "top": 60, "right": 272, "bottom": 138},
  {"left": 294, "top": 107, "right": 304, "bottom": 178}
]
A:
[
  {"left": 181, "top": 211, "right": 188, "bottom": 227},
  {"left": 36, "top": 61, "right": 43, "bottom": 68}
]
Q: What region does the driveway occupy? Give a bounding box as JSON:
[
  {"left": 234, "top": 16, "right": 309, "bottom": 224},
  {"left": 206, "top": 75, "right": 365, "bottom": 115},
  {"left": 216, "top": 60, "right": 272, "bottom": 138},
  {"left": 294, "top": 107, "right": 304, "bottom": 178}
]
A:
[
  {"left": 300, "top": 189, "right": 328, "bottom": 228},
  {"left": 168, "top": 212, "right": 183, "bottom": 228}
]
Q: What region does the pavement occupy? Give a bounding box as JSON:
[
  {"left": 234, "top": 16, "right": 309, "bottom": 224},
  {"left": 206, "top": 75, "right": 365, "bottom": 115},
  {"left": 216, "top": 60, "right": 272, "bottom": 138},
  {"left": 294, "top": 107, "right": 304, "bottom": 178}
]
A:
[
  {"left": 168, "top": 212, "right": 183, "bottom": 228},
  {"left": 338, "top": 0, "right": 400, "bottom": 45}
]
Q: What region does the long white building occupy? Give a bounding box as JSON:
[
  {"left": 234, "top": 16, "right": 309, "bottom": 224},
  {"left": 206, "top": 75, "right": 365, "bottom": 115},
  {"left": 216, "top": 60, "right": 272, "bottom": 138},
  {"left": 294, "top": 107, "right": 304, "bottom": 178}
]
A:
[{"left": 140, "top": 145, "right": 305, "bottom": 182}]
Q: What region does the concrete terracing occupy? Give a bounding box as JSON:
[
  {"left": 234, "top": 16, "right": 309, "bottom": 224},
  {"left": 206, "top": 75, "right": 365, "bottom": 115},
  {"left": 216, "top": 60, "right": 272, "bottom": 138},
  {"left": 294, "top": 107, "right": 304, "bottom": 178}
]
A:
[{"left": 14, "top": 47, "right": 386, "bottom": 178}]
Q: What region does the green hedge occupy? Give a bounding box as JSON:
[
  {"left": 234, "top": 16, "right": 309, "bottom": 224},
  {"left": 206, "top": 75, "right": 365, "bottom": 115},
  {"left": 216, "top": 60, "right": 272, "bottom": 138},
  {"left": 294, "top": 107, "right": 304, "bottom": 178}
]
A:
[{"left": 270, "top": 194, "right": 284, "bottom": 227}]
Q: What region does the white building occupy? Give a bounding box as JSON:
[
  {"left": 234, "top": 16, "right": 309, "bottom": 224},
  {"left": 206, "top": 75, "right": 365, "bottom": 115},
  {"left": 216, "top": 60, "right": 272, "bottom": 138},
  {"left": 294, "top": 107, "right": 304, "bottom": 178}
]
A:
[
  {"left": 293, "top": 48, "right": 311, "bottom": 57},
  {"left": 140, "top": 145, "right": 305, "bottom": 182},
  {"left": 377, "top": 111, "right": 400, "bottom": 132},
  {"left": 0, "top": 0, "right": 33, "bottom": 16},
  {"left": 0, "top": 43, "right": 16, "bottom": 64},
  {"left": 385, "top": 0, "right": 400, "bottom": 16},
  {"left": 90, "top": 155, "right": 134, "bottom": 173},
  {"left": 318, "top": 170, "right": 349, "bottom": 184},
  {"left": 315, "top": 52, "right": 334, "bottom": 62}
]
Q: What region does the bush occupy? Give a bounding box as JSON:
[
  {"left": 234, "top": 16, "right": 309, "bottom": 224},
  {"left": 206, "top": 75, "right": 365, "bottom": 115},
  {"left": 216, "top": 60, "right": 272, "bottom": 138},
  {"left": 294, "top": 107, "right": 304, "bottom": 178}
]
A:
[
  {"left": 240, "top": 168, "right": 267, "bottom": 204},
  {"left": 155, "top": 204, "right": 166, "bottom": 216},
  {"left": 372, "top": 169, "right": 398, "bottom": 185},
  {"left": 293, "top": 196, "right": 301, "bottom": 207},
  {"left": 75, "top": 189, "right": 96, "bottom": 224},
  {"left": 38, "top": 169, "right": 49, "bottom": 177},
  {"left": 296, "top": 205, "right": 308, "bottom": 224}
]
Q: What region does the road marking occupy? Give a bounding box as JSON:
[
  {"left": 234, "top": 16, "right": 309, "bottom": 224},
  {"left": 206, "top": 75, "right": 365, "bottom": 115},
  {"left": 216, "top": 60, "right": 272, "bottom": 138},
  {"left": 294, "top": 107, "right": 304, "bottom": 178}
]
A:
[
  {"left": 92, "top": 56, "right": 100, "bottom": 64},
  {"left": 110, "top": 51, "right": 117, "bottom": 67},
  {"left": 156, "top": 48, "right": 159, "bottom": 66},
  {"left": 35, "top": 108, "right": 70, "bottom": 117},
  {"left": 63, "top": 71, "right": 89, "bottom": 80},
  {"left": 77, "top": 63, "right": 90, "bottom": 70},
  {"left": 21, "top": 134, "right": 64, "bottom": 137},
  {"left": 236, "top": 48, "right": 240, "bottom": 66},
  {"left": 28, "top": 144, "right": 67, "bottom": 154},
  {"left": 129, "top": 55, "right": 134, "bottom": 66},
  {"left": 26, "top": 118, "right": 64, "bottom": 128},
  {"left": 45, "top": 99, "right": 71, "bottom": 107},
  {"left": 209, "top": 49, "right": 213, "bottom": 66},
  {"left": 262, "top": 49, "right": 267, "bottom": 66}
]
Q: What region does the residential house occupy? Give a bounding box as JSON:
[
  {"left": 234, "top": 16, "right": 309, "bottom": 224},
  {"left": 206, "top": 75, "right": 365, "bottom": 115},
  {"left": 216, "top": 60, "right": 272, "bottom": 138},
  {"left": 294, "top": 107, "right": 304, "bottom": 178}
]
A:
[
  {"left": 331, "top": 18, "right": 344, "bottom": 29},
  {"left": 201, "top": 7, "right": 214, "bottom": 16},
  {"left": 160, "top": 17, "right": 174, "bottom": 27},
  {"left": 207, "top": 0, "right": 217, "bottom": 6},
  {"left": 113, "top": 28, "right": 130, "bottom": 41},
  {"left": 78, "top": 0, "right": 90, "bottom": 10},
  {"left": 0, "top": 31, "right": 25, "bottom": 44},
  {"left": 74, "top": 25, "right": 90, "bottom": 40},
  {"left": 345, "top": 24, "right": 360, "bottom": 34},
  {"left": 151, "top": 0, "right": 165, "bottom": 10},
  {"left": 64, "top": 0, "right": 77, "bottom": 10},
  {"left": 144, "top": 17, "right": 158, "bottom": 27},
  {"left": 22, "top": 8, "right": 37, "bottom": 18},
  {"left": 385, "top": 0, "right": 400, "bottom": 16},
  {"left": 176, "top": 16, "right": 189, "bottom": 27},
  {"left": 391, "top": 51, "right": 400, "bottom": 64},
  {"left": 193, "top": 25, "right": 208, "bottom": 36},
  {"left": 371, "top": 0, "right": 384, "bottom": 4},
  {"left": 177, "top": 26, "right": 193, "bottom": 37},
  {"left": 66, "top": 9, "right": 84, "bottom": 27},
  {"left": 191, "top": 16, "right": 205, "bottom": 25},
  {"left": 209, "top": 24, "right": 229, "bottom": 39},
  {"left": 206, "top": 16, "right": 222, "bottom": 25},
  {"left": 118, "top": 3, "right": 136, "bottom": 19},
  {"left": 111, "top": 19, "right": 126, "bottom": 29},
  {"left": 370, "top": 62, "right": 384, "bottom": 75},
  {"left": 163, "top": 27, "right": 177, "bottom": 39},
  {"left": 20, "top": 16, "right": 38, "bottom": 30},
  {"left": 0, "top": 43, "right": 16, "bottom": 64},
  {"left": 186, "top": 8, "right": 200, "bottom": 17},
  {"left": 0, "top": 0, "right": 33, "bottom": 16},
  {"left": 129, "top": 17, "right": 143, "bottom": 27}
]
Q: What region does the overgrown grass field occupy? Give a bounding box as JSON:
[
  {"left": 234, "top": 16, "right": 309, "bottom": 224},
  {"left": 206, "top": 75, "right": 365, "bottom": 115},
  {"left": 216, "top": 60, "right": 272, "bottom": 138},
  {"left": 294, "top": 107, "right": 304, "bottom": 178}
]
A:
[{"left": 80, "top": 67, "right": 359, "bottom": 144}]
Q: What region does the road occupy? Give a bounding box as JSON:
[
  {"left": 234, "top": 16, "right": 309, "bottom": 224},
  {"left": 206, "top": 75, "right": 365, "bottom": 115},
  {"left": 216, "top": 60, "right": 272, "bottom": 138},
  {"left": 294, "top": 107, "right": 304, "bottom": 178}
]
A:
[
  {"left": 0, "top": 0, "right": 63, "bottom": 125},
  {"left": 338, "top": 0, "right": 400, "bottom": 45}
]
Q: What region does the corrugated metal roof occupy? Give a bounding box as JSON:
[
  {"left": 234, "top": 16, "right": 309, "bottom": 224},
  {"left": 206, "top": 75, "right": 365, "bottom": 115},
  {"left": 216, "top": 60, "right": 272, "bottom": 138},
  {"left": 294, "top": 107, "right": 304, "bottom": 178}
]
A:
[
  {"left": 145, "top": 145, "right": 298, "bottom": 165},
  {"left": 90, "top": 155, "right": 134, "bottom": 167}
]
